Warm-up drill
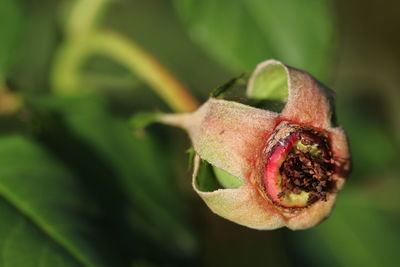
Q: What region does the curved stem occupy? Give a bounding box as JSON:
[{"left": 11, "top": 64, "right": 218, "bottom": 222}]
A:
[
  {"left": 51, "top": 0, "right": 110, "bottom": 96},
  {"left": 64, "top": 0, "right": 110, "bottom": 38},
  {"left": 51, "top": 31, "right": 200, "bottom": 113},
  {"left": 51, "top": 40, "right": 88, "bottom": 95},
  {"left": 52, "top": 31, "right": 200, "bottom": 112},
  {"left": 88, "top": 31, "right": 199, "bottom": 112}
]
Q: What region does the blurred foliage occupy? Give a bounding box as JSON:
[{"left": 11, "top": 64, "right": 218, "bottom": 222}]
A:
[
  {"left": 0, "top": 0, "right": 24, "bottom": 77},
  {"left": 174, "top": 0, "right": 334, "bottom": 80},
  {"left": 0, "top": 136, "right": 97, "bottom": 266},
  {"left": 0, "top": 0, "right": 399, "bottom": 266},
  {"left": 294, "top": 188, "right": 400, "bottom": 267}
]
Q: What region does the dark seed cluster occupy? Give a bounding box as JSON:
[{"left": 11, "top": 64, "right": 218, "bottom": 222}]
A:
[{"left": 278, "top": 132, "right": 335, "bottom": 204}]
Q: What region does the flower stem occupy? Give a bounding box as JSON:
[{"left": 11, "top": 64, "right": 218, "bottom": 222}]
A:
[
  {"left": 52, "top": 0, "right": 199, "bottom": 113},
  {"left": 64, "top": 0, "right": 110, "bottom": 38},
  {"left": 88, "top": 31, "right": 199, "bottom": 112}
]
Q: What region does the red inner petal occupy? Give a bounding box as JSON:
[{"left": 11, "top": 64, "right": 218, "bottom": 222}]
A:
[{"left": 264, "top": 133, "right": 299, "bottom": 205}]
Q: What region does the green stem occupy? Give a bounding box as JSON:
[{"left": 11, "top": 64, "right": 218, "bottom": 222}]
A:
[
  {"left": 51, "top": 40, "right": 88, "bottom": 95},
  {"left": 64, "top": 0, "right": 110, "bottom": 38},
  {"left": 88, "top": 31, "right": 199, "bottom": 112},
  {"left": 52, "top": 0, "right": 199, "bottom": 113},
  {"left": 51, "top": 0, "right": 110, "bottom": 95}
]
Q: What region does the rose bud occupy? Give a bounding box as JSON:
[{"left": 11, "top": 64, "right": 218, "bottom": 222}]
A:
[{"left": 159, "top": 60, "right": 351, "bottom": 230}]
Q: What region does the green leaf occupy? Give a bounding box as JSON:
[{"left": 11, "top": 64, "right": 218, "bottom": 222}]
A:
[
  {"left": 0, "top": 199, "right": 79, "bottom": 267},
  {"left": 337, "top": 93, "right": 398, "bottom": 177},
  {"left": 293, "top": 188, "right": 400, "bottom": 267},
  {"left": 36, "top": 94, "right": 197, "bottom": 256},
  {"left": 8, "top": 1, "right": 61, "bottom": 92},
  {"left": 0, "top": 0, "right": 24, "bottom": 77},
  {"left": 0, "top": 135, "right": 103, "bottom": 266},
  {"left": 174, "top": 0, "right": 334, "bottom": 79}
]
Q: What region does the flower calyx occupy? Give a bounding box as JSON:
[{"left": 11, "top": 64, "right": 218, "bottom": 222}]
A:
[{"left": 159, "top": 60, "right": 351, "bottom": 230}]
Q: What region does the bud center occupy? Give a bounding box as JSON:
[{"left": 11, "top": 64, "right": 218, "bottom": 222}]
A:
[
  {"left": 278, "top": 132, "right": 335, "bottom": 206},
  {"left": 263, "top": 126, "right": 336, "bottom": 208}
]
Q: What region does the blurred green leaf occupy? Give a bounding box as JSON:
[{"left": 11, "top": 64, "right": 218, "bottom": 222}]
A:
[
  {"left": 8, "top": 0, "right": 58, "bottom": 92},
  {"left": 0, "top": 135, "right": 103, "bottom": 266},
  {"left": 37, "top": 94, "right": 196, "bottom": 256},
  {"left": 337, "top": 92, "right": 398, "bottom": 177},
  {"left": 294, "top": 188, "right": 400, "bottom": 267},
  {"left": 0, "top": 0, "right": 24, "bottom": 77},
  {"left": 174, "top": 0, "right": 334, "bottom": 79}
]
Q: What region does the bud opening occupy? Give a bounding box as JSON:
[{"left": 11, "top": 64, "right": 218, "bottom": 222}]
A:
[
  {"left": 264, "top": 123, "right": 336, "bottom": 208},
  {"left": 160, "top": 59, "right": 351, "bottom": 229}
]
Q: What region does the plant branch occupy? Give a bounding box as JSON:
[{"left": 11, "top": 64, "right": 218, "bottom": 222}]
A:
[
  {"left": 88, "top": 31, "right": 199, "bottom": 112},
  {"left": 52, "top": 0, "right": 199, "bottom": 113},
  {"left": 65, "top": 0, "right": 110, "bottom": 38}
]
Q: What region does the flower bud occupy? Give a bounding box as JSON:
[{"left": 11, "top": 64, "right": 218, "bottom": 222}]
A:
[{"left": 161, "top": 60, "right": 350, "bottom": 230}]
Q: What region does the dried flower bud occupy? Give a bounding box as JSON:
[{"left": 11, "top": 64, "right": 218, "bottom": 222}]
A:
[{"left": 161, "top": 60, "right": 351, "bottom": 230}]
